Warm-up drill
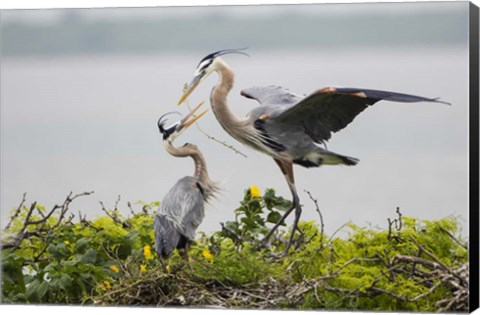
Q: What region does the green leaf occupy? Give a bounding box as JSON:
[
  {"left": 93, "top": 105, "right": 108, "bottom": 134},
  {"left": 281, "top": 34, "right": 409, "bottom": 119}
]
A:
[
  {"left": 266, "top": 211, "right": 282, "bottom": 224},
  {"left": 47, "top": 244, "right": 61, "bottom": 259},
  {"left": 26, "top": 279, "right": 49, "bottom": 302},
  {"left": 58, "top": 273, "right": 74, "bottom": 291},
  {"left": 75, "top": 238, "right": 90, "bottom": 253},
  {"left": 1, "top": 252, "right": 26, "bottom": 293},
  {"left": 117, "top": 241, "right": 133, "bottom": 259},
  {"left": 36, "top": 204, "right": 46, "bottom": 212},
  {"left": 263, "top": 188, "right": 292, "bottom": 211},
  {"left": 81, "top": 249, "right": 97, "bottom": 264},
  {"left": 37, "top": 280, "right": 49, "bottom": 299}
]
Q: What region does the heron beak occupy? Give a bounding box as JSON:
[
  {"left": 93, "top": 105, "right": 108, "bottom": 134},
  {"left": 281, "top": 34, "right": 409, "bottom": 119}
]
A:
[
  {"left": 179, "top": 101, "right": 208, "bottom": 130},
  {"left": 177, "top": 75, "right": 202, "bottom": 105}
]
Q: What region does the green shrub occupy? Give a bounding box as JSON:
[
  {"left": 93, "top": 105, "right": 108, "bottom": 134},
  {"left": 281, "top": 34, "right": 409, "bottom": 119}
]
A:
[{"left": 1, "top": 189, "right": 468, "bottom": 312}]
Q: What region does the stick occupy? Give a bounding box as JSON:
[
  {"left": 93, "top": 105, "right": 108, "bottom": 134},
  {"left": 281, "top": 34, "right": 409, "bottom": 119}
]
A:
[
  {"left": 183, "top": 94, "right": 247, "bottom": 158},
  {"left": 304, "top": 190, "right": 325, "bottom": 249}
]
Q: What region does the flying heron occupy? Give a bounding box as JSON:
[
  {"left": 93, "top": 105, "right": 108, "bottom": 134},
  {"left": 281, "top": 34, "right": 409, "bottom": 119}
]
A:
[
  {"left": 177, "top": 49, "right": 449, "bottom": 254},
  {"left": 155, "top": 102, "right": 218, "bottom": 259}
]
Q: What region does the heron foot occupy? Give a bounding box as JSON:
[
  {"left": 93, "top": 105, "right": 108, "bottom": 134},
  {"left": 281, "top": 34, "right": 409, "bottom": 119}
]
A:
[
  {"left": 283, "top": 203, "right": 303, "bottom": 255},
  {"left": 261, "top": 202, "right": 296, "bottom": 247}
]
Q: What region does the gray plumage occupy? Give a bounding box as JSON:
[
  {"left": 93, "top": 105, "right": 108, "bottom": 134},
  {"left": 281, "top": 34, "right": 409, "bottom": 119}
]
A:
[
  {"left": 242, "top": 85, "right": 449, "bottom": 167},
  {"left": 154, "top": 176, "right": 204, "bottom": 258},
  {"left": 155, "top": 104, "right": 217, "bottom": 258},
  {"left": 178, "top": 49, "right": 449, "bottom": 254}
]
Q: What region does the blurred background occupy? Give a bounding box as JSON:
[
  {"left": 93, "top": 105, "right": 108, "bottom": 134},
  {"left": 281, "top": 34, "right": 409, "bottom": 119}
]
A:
[{"left": 0, "top": 2, "right": 470, "bottom": 237}]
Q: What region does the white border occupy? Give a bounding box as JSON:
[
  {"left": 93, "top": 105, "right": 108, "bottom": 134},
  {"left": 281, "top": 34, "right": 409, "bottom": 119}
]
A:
[
  {"left": 0, "top": 0, "right": 478, "bottom": 315},
  {"left": 0, "top": 0, "right": 475, "bottom": 10}
]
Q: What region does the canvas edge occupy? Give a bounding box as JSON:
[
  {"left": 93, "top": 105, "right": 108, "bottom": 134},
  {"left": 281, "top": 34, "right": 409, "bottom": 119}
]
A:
[{"left": 469, "top": 1, "right": 480, "bottom": 313}]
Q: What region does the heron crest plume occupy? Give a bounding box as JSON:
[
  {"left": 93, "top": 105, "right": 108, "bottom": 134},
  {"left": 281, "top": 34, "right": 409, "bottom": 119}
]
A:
[
  {"left": 198, "top": 48, "right": 250, "bottom": 65},
  {"left": 157, "top": 111, "right": 182, "bottom": 139}
]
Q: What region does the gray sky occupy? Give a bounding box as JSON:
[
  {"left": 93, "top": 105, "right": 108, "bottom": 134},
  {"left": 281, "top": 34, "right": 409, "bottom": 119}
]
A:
[{"left": 1, "top": 1, "right": 471, "bottom": 238}]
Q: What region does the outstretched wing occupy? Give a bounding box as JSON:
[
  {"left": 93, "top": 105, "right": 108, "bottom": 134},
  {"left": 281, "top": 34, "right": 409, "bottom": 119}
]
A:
[
  {"left": 241, "top": 85, "right": 303, "bottom": 107},
  {"left": 270, "top": 87, "right": 450, "bottom": 143}
]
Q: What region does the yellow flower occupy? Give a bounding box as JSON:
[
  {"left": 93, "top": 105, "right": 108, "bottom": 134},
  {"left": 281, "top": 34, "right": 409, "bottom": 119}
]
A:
[
  {"left": 64, "top": 240, "right": 70, "bottom": 245},
  {"left": 249, "top": 185, "right": 262, "bottom": 199},
  {"left": 110, "top": 265, "right": 119, "bottom": 273},
  {"left": 101, "top": 280, "right": 111, "bottom": 291},
  {"left": 143, "top": 245, "right": 153, "bottom": 260},
  {"left": 202, "top": 248, "right": 214, "bottom": 263},
  {"left": 140, "top": 264, "right": 147, "bottom": 273}
]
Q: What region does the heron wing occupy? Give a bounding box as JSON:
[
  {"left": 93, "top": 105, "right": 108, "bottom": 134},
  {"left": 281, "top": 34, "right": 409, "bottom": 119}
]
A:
[
  {"left": 271, "top": 87, "right": 449, "bottom": 143},
  {"left": 157, "top": 176, "right": 204, "bottom": 241},
  {"left": 240, "top": 85, "right": 303, "bottom": 107},
  {"left": 154, "top": 214, "right": 184, "bottom": 257}
]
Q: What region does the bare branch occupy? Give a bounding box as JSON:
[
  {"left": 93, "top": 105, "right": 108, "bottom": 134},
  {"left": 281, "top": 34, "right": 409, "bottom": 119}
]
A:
[
  {"left": 392, "top": 254, "right": 440, "bottom": 270},
  {"left": 184, "top": 97, "right": 247, "bottom": 158},
  {"left": 439, "top": 226, "right": 468, "bottom": 249},
  {"left": 304, "top": 190, "right": 325, "bottom": 249},
  {"left": 395, "top": 207, "right": 403, "bottom": 230},
  {"left": 114, "top": 195, "right": 121, "bottom": 211},
  {"left": 127, "top": 202, "right": 136, "bottom": 216},
  {"left": 4, "top": 191, "right": 94, "bottom": 250},
  {"left": 99, "top": 197, "right": 131, "bottom": 229},
  {"left": 4, "top": 192, "right": 27, "bottom": 231}
]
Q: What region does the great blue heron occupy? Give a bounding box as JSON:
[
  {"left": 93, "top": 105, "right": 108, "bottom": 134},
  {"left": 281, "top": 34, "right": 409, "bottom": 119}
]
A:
[
  {"left": 177, "top": 49, "right": 449, "bottom": 254},
  {"left": 155, "top": 102, "right": 218, "bottom": 259}
]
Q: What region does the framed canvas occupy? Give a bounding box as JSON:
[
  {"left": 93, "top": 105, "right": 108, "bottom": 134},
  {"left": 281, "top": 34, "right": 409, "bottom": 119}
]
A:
[{"left": 1, "top": 0, "right": 478, "bottom": 313}]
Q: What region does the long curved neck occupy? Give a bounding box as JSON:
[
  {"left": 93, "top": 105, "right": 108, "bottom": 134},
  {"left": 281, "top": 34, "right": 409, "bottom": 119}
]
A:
[
  {"left": 164, "top": 142, "right": 217, "bottom": 200},
  {"left": 192, "top": 150, "right": 209, "bottom": 184},
  {"left": 210, "top": 59, "right": 248, "bottom": 136},
  {"left": 165, "top": 143, "right": 208, "bottom": 182},
  {"left": 209, "top": 58, "right": 268, "bottom": 154}
]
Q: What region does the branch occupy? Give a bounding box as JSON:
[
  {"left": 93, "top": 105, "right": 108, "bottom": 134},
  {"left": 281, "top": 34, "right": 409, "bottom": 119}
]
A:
[
  {"left": 184, "top": 97, "right": 247, "bottom": 158},
  {"left": 392, "top": 254, "right": 440, "bottom": 270},
  {"left": 439, "top": 226, "right": 468, "bottom": 249},
  {"left": 304, "top": 190, "right": 325, "bottom": 249},
  {"left": 395, "top": 207, "right": 402, "bottom": 230},
  {"left": 4, "top": 192, "right": 27, "bottom": 231},
  {"left": 127, "top": 202, "right": 136, "bottom": 216},
  {"left": 99, "top": 196, "right": 131, "bottom": 228},
  {"left": 220, "top": 222, "right": 251, "bottom": 245},
  {"left": 416, "top": 243, "right": 467, "bottom": 286},
  {"left": 3, "top": 191, "right": 94, "bottom": 250}
]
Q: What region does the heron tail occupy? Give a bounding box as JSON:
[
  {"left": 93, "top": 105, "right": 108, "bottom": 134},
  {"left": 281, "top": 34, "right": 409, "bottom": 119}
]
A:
[
  {"left": 293, "top": 149, "right": 359, "bottom": 168},
  {"left": 321, "top": 150, "right": 359, "bottom": 166},
  {"left": 154, "top": 214, "right": 187, "bottom": 258},
  {"left": 338, "top": 155, "right": 359, "bottom": 166}
]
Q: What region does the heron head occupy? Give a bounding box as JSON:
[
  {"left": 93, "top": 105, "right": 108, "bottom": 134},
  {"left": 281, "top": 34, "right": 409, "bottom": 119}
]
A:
[
  {"left": 157, "top": 101, "right": 208, "bottom": 141},
  {"left": 177, "top": 48, "right": 249, "bottom": 105},
  {"left": 157, "top": 112, "right": 181, "bottom": 140}
]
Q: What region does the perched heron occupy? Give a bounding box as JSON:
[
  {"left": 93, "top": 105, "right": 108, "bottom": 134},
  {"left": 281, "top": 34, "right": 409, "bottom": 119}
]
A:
[
  {"left": 155, "top": 102, "right": 218, "bottom": 259},
  {"left": 177, "top": 49, "right": 449, "bottom": 254}
]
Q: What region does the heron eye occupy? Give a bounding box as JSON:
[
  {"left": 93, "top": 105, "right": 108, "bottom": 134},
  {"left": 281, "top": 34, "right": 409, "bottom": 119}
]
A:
[{"left": 195, "top": 59, "right": 212, "bottom": 75}]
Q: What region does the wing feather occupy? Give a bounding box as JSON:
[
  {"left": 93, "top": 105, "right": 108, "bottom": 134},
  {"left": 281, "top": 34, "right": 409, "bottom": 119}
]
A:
[
  {"left": 156, "top": 176, "right": 204, "bottom": 242},
  {"left": 154, "top": 214, "right": 182, "bottom": 258},
  {"left": 272, "top": 87, "right": 449, "bottom": 142},
  {"left": 241, "top": 85, "right": 303, "bottom": 107}
]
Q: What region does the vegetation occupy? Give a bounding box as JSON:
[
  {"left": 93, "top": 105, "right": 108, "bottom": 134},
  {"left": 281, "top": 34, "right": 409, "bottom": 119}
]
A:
[{"left": 1, "top": 188, "right": 469, "bottom": 311}]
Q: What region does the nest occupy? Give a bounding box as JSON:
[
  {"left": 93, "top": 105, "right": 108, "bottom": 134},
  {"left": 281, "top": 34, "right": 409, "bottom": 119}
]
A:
[{"left": 92, "top": 266, "right": 314, "bottom": 309}]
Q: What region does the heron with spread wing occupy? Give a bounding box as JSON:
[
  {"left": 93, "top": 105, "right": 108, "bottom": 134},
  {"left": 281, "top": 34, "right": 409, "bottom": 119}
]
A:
[
  {"left": 177, "top": 49, "right": 449, "bottom": 254},
  {"left": 155, "top": 102, "right": 218, "bottom": 259}
]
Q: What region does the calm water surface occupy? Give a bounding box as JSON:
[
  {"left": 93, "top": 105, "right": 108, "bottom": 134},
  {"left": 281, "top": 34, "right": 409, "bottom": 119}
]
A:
[{"left": 0, "top": 48, "right": 469, "bottom": 236}]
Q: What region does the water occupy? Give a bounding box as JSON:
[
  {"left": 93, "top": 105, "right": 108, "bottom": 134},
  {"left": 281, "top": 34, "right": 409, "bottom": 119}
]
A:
[{"left": 0, "top": 48, "right": 469, "bottom": 237}]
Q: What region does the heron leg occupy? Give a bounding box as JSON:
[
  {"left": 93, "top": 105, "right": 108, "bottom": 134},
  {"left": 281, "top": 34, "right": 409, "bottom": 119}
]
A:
[
  {"left": 261, "top": 201, "right": 296, "bottom": 246},
  {"left": 181, "top": 242, "right": 190, "bottom": 262},
  {"left": 284, "top": 199, "right": 302, "bottom": 254},
  {"left": 261, "top": 159, "right": 302, "bottom": 253}
]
